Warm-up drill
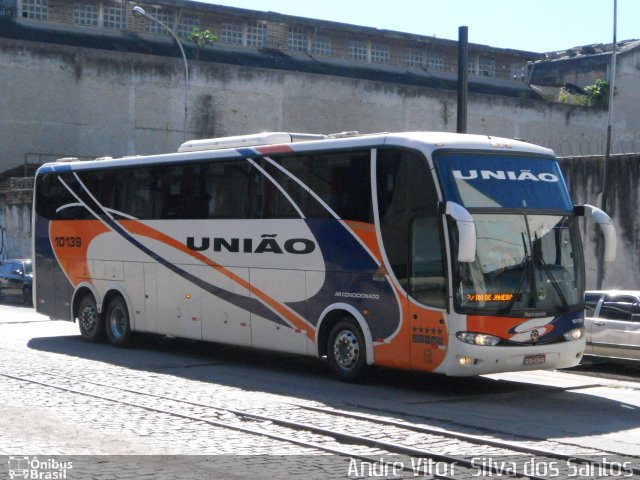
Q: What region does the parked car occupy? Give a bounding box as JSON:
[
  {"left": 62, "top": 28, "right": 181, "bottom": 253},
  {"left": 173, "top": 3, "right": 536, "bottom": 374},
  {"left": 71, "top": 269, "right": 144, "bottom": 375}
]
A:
[
  {"left": 584, "top": 290, "right": 640, "bottom": 362},
  {"left": 0, "top": 259, "right": 33, "bottom": 306}
]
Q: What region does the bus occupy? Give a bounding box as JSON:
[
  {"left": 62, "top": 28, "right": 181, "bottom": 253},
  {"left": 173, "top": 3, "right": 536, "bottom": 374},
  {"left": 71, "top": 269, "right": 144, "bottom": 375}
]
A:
[{"left": 32, "top": 131, "right": 616, "bottom": 379}]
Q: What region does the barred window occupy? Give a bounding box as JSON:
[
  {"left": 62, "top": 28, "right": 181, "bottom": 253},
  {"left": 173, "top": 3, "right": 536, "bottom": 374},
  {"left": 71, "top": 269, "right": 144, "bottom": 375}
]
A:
[
  {"left": 74, "top": 2, "right": 98, "bottom": 26},
  {"left": 145, "top": 7, "right": 174, "bottom": 34},
  {"left": 479, "top": 56, "right": 496, "bottom": 77},
  {"left": 407, "top": 47, "right": 424, "bottom": 68},
  {"left": 221, "top": 22, "right": 243, "bottom": 45},
  {"left": 287, "top": 27, "right": 307, "bottom": 52},
  {"left": 349, "top": 40, "right": 368, "bottom": 61},
  {"left": 177, "top": 13, "right": 199, "bottom": 39},
  {"left": 370, "top": 43, "right": 389, "bottom": 63},
  {"left": 467, "top": 59, "right": 477, "bottom": 76},
  {"left": 246, "top": 21, "right": 266, "bottom": 47},
  {"left": 22, "top": 0, "right": 48, "bottom": 19},
  {"left": 427, "top": 51, "right": 444, "bottom": 71},
  {"left": 103, "top": 2, "right": 126, "bottom": 29},
  {"left": 309, "top": 34, "right": 331, "bottom": 56},
  {"left": 510, "top": 63, "right": 525, "bottom": 80}
]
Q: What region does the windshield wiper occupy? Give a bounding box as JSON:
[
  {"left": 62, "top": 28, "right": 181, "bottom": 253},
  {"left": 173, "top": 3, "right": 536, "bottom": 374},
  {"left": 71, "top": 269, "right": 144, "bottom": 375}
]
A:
[
  {"left": 533, "top": 248, "right": 570, "bottom": 310},
  {"left": 501, "top": 233, "right": 531, "bottom": 315}
]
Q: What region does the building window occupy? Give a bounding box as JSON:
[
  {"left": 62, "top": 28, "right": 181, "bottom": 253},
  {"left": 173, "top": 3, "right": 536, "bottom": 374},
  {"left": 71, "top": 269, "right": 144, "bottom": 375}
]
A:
[
  {"left": 287, "top": 27, "right": 307, "bottom": 52},
  {"left": 510, "top": 63, "right": 526, "bottom": 80},
  {"left": 246, "top": 21, "right": 266, "bottom": 47},
  {"left": 370, "top": 43, "right": 389, "bottom": 63},
  {"left": 407, "top": 47, "right": 424, "bottom": 68},
  {"left": 309, "top": 34, "right": 331, "bottom": 56},
  {"left": 177, "top": 13, "right": 199, "bottom": 39},
  {"left": 103, "top": 2, "right": 126, "bottom": 30},
  {"left": 479, "top": 56, "right": 495, "bottom": 77},
  {"left": 144, "top": 7, "right": 174, "bottom": 34},
  {"left": 221, "top": 22, "right": 243, "bottom": 45},
  {"left": 22, "top": 0, "right": 48, "bottom": 19},
  {"left": 427, "top": 51, "right": 444, "bottom": 71},
  {"left": 349, "top": 39, "right": 368, "bottom": 61},
  {"left": 74, "top": 2, "right": 98, "bottom": 26},
  {"left": 467, "top": 59, "right": 477, "bottom": 76}
]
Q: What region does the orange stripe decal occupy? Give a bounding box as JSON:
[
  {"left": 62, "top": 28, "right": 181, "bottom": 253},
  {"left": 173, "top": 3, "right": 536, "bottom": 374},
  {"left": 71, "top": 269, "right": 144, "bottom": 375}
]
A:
[{"left": 120, "top": 220, "right": 316, "bottom": 341}]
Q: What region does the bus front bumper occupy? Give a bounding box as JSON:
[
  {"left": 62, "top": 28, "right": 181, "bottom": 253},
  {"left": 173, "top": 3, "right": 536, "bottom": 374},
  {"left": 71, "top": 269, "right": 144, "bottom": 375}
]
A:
[{"left": 438, "top": 337, "right": 586, "bottom": 376}]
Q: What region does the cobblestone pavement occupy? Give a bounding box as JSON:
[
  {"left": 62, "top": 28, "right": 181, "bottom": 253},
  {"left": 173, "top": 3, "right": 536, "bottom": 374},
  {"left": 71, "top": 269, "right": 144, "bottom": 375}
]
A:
[{"left": 1, "top": 303, "right": 640, "bottom": 479}]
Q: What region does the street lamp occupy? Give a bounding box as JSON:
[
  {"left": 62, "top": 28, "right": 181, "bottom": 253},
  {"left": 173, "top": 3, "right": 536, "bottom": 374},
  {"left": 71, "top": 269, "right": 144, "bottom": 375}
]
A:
[{"left": 133, "top": 5, "right": 189, "bottom": 142}]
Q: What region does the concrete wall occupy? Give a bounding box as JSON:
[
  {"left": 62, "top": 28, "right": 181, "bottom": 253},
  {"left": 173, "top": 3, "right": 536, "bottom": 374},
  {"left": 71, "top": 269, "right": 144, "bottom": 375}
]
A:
[
  {"left": 530, "top": 46, "right": 640, "bottom": 155},
  {"left": 0, "top": 178, "right": 32, "bottom": 261},
  {"left": 0, "top": 36, "right": 610, "bottom": 173},
  {"left": 560, "top": 154, "right": 640, "bottom": 290}
]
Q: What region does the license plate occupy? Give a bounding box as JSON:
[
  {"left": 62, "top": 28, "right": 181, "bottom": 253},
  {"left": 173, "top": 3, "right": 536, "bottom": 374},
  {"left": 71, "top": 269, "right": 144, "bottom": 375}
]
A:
[{"left": 524, "top": 354, "right": 546, "bottom": 366}]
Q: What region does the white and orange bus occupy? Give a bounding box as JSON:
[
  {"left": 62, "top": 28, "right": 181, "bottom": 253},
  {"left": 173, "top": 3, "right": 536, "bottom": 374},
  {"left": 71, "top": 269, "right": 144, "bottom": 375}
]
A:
[{"left": 32, "top": 132, "right": 616, "bottom": 379}]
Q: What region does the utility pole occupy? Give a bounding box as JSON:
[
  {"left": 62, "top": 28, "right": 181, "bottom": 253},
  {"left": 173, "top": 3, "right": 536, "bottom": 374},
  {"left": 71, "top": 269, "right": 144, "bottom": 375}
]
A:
[
  {"left": 457, "top": 26, "right": 468, "bottom": 134},
  {"left": 596, "top": 0, "right": 617, "bottom": 289}
]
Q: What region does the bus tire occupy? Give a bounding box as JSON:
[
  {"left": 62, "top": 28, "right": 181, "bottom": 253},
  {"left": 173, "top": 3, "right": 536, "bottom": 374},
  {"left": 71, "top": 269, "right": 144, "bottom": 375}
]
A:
[
  {"left": 76, "top": 294, "right": 104, "bottom": 342},
  {"left": 105, "top": 296, "right": 133, "bottom": 347},
  {"left": 327, "top": 318, "right": 368, "bottom": 381}
]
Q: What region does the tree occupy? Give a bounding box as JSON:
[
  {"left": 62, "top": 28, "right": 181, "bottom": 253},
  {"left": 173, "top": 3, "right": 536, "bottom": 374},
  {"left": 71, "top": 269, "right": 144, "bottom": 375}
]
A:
[
  {"left": 188, "top": 27, "right": 217, "bottom": 59},
  {"left": 583, "top": 79, "right": 612, "bottom": 108}
]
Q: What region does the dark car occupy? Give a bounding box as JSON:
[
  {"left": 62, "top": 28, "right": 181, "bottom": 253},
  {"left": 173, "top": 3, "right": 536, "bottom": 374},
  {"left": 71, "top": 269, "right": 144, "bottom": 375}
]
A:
[
  {"left": 0, "top": 259, "right": 33, "bottom": 306},
  {"left": 584, "top": 290, "right": 640, "bottom": 362}
]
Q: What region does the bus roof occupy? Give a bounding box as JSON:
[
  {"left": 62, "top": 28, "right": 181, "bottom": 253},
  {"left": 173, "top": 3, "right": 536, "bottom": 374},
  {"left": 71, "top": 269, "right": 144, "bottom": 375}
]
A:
[{"left": 39, "top": 131, "right": 555, "bottom": 174}]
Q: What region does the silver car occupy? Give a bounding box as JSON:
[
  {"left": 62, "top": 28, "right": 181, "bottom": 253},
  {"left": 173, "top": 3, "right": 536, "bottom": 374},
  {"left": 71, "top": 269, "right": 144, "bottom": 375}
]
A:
[{"left": 584, "top": 290, "right": 640, "bottom": 362}]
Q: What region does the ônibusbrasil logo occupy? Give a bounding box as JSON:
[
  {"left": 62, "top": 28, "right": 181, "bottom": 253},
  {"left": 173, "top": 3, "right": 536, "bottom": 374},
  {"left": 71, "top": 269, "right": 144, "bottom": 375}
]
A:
[{"left": 8, "top": 456, "right": 73, "bottom": 479}]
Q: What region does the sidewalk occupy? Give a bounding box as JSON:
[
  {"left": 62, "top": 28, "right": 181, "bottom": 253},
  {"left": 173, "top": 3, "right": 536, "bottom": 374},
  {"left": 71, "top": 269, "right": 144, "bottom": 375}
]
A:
[{"left": 0, "top": 303, "right": 52, "bottom": 324}]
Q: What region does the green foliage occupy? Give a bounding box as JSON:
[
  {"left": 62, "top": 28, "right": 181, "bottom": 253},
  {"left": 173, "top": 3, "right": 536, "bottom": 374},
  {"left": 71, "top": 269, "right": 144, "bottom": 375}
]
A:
[
  {"left": 187, "top": 27, "right": 217, "bottom": 49},
  {"left": 557, "top": 79, "right": 615, "bottom": 108},
  {"left": 558, "top": 88, "right": 589, "bottom": 106},
  {"left": 583, "top": 79, "right": 611, "bottom": 107}
]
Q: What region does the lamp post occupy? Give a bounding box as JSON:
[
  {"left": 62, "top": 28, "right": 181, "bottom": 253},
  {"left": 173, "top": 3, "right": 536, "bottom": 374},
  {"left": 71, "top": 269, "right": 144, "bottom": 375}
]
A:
[{"left": 133, "top": 5, "right": 189, "bottom": 142}]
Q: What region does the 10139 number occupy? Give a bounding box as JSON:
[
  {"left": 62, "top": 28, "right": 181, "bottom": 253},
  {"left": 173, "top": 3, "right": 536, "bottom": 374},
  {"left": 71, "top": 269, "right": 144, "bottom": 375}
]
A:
[{"left": 54, "top": 236, "right": 82, "bottom": 248}]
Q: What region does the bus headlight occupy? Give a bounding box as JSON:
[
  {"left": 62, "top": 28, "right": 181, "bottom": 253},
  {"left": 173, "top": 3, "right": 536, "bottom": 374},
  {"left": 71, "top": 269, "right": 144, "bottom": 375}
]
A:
[
  {"left": 563, "top": 328, "right": 583, "bottom": 341},
  {"left": 456, "top": 332, "right": 500, "bottom": 346}
]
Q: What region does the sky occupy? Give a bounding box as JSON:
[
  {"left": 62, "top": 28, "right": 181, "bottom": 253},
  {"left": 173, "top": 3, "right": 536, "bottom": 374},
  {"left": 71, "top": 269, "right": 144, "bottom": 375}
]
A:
[{"left": 197, "top": 0, "right": 638, "bottom": 53}]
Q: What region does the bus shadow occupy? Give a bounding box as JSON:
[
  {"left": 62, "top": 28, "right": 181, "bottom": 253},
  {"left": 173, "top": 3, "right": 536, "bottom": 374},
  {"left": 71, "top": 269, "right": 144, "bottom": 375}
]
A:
[{"left": 27, "top": 333, "right": 640, "bottom": 445}]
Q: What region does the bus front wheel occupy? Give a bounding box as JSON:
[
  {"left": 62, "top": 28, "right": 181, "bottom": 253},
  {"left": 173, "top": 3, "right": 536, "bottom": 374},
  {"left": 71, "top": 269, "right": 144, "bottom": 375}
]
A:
[
  {"left": 76, "top": 295, "right": 104, "bottom": 342},
  {"left": 327, "top": 318, "right": 367, "bottom": 381},
  {"left": 105, "top": 296, "right": 133, "bottom": 347}
]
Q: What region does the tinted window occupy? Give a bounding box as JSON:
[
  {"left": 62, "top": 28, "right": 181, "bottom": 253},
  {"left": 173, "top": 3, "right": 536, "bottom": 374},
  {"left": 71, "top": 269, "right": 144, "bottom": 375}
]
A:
[
  {"left": 600, "top": 296, "right": 639, "bottom": 321},
  {"left": 410, "top": 216, "right": 446, "bottom": 308},
  {"left": 584, "top": 293, "right": 601, "bottom": 317},
  {"left": 277, "top": 150, "right": 373, "bottom": 222},
  {"left": 434, "top": 153, "right": 573, "bottom": 211},
  {"left": 377, "top": 149, "right": 439, "bottom": 290},
  {"left": 35, "top": 173, "right": 84, "bottom": 220}
]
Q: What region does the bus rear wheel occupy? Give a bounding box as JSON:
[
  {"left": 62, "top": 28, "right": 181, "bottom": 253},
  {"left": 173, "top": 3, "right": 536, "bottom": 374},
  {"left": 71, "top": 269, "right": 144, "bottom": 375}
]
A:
[
  {"left": 105, "top": 296, "right": 133, "bottom": 347},
  {"left": 327, "top": 318, "right": 367, "bottom": 381},
  {"left": 77, "top": 294, "right": 104, "bottom": 342}
]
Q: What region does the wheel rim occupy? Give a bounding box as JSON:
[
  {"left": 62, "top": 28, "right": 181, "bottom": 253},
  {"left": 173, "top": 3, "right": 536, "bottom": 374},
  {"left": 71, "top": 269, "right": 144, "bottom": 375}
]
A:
[
  {"left": 79, "top": 303, "right": 98, "bottom": 333},
  {"left": 108, "top": 306, "right": 126, "bottom": 340},
  {"left": 333, "top": 329, "right": 360, "bottom": 370}
]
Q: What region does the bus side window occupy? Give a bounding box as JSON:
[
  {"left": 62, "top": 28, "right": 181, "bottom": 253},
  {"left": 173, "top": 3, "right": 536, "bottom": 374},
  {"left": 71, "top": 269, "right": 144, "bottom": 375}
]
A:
[
  {"left": 410, "top": 216, "right": 447, "bottom": 309},
  {"left": 376, "top": 149, "right": 441, "bottom": 294}
]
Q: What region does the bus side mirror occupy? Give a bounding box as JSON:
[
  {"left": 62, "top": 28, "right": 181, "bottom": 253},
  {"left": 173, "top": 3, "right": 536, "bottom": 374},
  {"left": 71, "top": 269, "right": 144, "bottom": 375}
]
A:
[
  {"left": 444, "top": 201, "right": 476, "bottom": 263},
  {"left": 578, "top": 204, "right": 616, "bottom": 262}
]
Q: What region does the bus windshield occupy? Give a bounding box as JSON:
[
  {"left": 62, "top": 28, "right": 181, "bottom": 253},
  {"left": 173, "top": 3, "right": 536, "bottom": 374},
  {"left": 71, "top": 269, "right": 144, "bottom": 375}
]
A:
[
  {"left": 434, "top": 152, "right": 584, "bottom": 315},
  {"left": 454, "top": 213, "right": 584, "bottom": 315}
]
